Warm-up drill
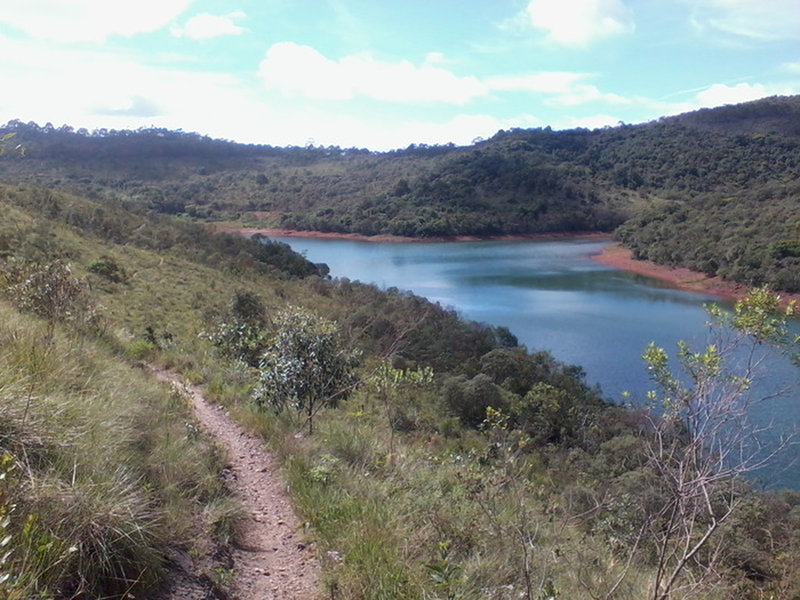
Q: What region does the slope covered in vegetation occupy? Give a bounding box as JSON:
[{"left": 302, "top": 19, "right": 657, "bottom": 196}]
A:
[
  {"left": 1, "top": 95, "right": 799, "bottom": 289},
  {"left": 0, "top": 166, "right": 799, "bottom": 600}
]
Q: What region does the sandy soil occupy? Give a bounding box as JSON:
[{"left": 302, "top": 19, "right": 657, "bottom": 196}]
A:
[
  {"left": 593, "top": 243, "right": 800, "bottom": 306},
  {"left": 152, "top": 368, "right": 320, "bottom": 600}
]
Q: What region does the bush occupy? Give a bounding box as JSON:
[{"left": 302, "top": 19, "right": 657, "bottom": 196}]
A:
[
  {"left": 87, "top": 256, "right": 128, "bottom": 283},
  {"left": 253, "top": 306, "right": 360, "bottom": 433},
  {"left": 1, "top": 259, "right": 101, "bottom": 333}
]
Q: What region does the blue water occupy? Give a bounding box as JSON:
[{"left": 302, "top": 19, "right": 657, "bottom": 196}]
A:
[{"left": 276, "top": 236, "right": 800, "bottom": 487}]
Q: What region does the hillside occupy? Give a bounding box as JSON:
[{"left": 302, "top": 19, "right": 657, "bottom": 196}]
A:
[
  {"left": 1, "top": 95, "right": 799, "bottom": 291},
  {"left": 1, "top": 155, "right": 800, "bottom": 597}
]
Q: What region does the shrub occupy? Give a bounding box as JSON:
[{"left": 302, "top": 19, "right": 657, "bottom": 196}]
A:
[
  {"left": 253, "top": 306, "right": 360, "bottom": 433},
  {"left": 1, "top": 259, "right": 101, "bottom": 333},
  {"left": 87, "top": 256, "right": 128, "bottom": 283}
]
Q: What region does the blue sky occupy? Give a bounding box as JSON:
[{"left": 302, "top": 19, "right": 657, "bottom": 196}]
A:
[{"left": 1, "top": 0, "right": 798, "bottom": 150}]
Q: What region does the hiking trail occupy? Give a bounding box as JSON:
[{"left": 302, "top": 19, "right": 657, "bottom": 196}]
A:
[{"left": 152, "top": 367, "right": 321, "bottom": 600}]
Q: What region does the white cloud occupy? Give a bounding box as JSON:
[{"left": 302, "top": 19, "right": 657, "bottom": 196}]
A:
[
  {"left": 694, "top": 82, "right": 780, "bottom": 106},
  {"left": 487, "top": 72, "right": 631, "bottom": 106},
  {"left": 0, "top": 32, "right": 534, "bottom": 150},
  {"left": 171, "top": 12, "right": 247, "bottom": 40},
  {"left": 276, "top": 111, "right": 541, "bottom": 150},
  {"left": 258, "top": 42, "right": 486, "bottom": 104},
  {"left": 643, "top": 81, "right": 800, "bottom": 119},
  {"left": 1, "top": 0, "right": 194, "bottom": 42},
  {"left": 685, "top": 0, "right": 800, "bottom": 40},
  {"left": 0, "top": 33, "right": 258, "bottom": 137},
  {"left": 523, "top": 0, "right": 634, "bottom": 46}
]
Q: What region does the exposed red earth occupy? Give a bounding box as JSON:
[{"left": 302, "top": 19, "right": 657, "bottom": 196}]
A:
[
  {"left": 594, "top": 243, "right": 800, "bottom": 306},
  {"left": 215, "top": 224, "right": 799, "bottom": 306}
]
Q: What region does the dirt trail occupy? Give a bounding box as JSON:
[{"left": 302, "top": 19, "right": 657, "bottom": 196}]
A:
[{"left": 152, "top": 368, "right": 321, "bottom": 600}]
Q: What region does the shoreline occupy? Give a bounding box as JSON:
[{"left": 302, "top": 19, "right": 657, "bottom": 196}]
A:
[
  {"left": 213, "top": 224, "right": 799, "bottom": 306},
  {"left": 592, "top": 243, "right": 800, "bottom": 306},
  {"left": 211, "top": 225, "right": 609, "bottom": 244}
]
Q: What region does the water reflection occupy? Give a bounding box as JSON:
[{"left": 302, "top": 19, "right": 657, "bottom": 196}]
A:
[{"left": 274, "top": 235, "right": 799, "bottom": 487}]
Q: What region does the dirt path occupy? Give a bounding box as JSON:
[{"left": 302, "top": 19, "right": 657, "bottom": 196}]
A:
[{"left": 152, "top": 368, "right": 321, "bottom": 600}]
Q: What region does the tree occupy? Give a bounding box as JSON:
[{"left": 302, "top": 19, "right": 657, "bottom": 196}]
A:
[
  {"left": 637, "top": 288, "right": 798, "bottom": 600},
  {"left": 253, "top": 306, "right": 359, "bottom": 433},
  {"left": 366, "top": 360, "right": 433, "bottom": 463},
  {"left": 206, "top": 290, "right": 269, "bottom": 367}
]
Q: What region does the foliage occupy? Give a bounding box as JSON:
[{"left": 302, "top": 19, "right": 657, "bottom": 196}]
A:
[
  {"left": 0, "top": 258, "right": 102, "bottom": 333},
  {"left": 0, "top": 145, "right": 799, "bottom": 598},
  {"left": 631, "top": 288, "right": 798, "bottom": 600},
  {"left": 366, "top": 360, "right": 434, "bottom": 460},
  {"left": 253, "top": 306, "right": 360, "bottom": 433},
  {"left": 205, "top": 290, "right": 270, "bottom": 367},
  {"left": 0, "top": 292, "right": 228, "bottom": 599},
  {"left": 87, "top": 255, "right": 127, "bottom": 283},
  {"left": 615, "top": 189, "right": 800, "bottom": 292},
  {"left": 4, "top": 96, "right": 800, "bottom": 289}
]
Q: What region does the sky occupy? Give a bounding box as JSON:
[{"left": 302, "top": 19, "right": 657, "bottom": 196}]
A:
[{"left": 1, "top": 0, "right": 799, "bottom": 150}]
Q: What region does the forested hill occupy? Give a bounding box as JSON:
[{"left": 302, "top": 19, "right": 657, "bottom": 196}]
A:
[
  {"left": 2, "top": 103, "right": 800, "bottom": 599},
  {"left": 1, "top": 94, "right": 799, "bottom": 290}
]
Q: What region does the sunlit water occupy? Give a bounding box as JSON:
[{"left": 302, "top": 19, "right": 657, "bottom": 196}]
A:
[{"left": 273, "top": 236, "right": 800, "bottom": 488}]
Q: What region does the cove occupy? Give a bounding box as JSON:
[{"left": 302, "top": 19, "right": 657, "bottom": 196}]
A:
[{"left": 274, "top": 235, "right": 800, "bottom": 487}]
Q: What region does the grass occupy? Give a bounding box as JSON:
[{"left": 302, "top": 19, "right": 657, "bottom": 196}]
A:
[
  {"left": 1, "top": 183, "right": 796, "bottom": 599},
  {"left": 214, "top": 379, "right": 662, "bottom": 600},
  {"left": 0, "top": 299, "right": 231, "bottom": 598}
]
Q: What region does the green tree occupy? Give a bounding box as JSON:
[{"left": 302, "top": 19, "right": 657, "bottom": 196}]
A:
[
  {"left": 253, "top": 306, "right": 359, "bottom": 433},
  {"left": 206, "top": 290, "right": 269, "bottom": 367},
  {"left": 636, "top": 288, "right": 798, "bottom": 600}
]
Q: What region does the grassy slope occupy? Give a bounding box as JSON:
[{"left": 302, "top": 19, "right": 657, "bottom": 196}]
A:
[{"left": 1, "top": 177, "right": 799, "bottom": 599}]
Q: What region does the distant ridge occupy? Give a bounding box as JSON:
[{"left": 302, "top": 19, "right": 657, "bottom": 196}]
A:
[{"left": 2, "top": 94, "right": 799, "bottom": 291}]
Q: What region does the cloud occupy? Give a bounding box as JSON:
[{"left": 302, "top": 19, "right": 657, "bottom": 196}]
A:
[
  {"left": 258, "top": 42, "right": 485, "bottom": 104},
  {"left": 685, "top": 0, "right": 800, "bottom": 40},
  {"left": 487, "top": 72, "right": 631, "bottom": 106},
  {"left": 523, "top": 0, "right": 634, "bottom": 46},
  {"left": 0, "top": 33, "right": 257, "bottom": 137},
  {"left": 171, "top": 12, "right": 247, "bottom": 40},
  {"left": 642, "top": 81, "right": 800, "bottom": 119},
  {"left": 1, "top": 0, "right": 194, "bottom": 42},
  {"left": 258, "top": 44, "right": 630, "bottom": 110},
  {"left": 270, "top": 110, "right": 541, "bottom": 150},
  {"left": 92, "top": 96, "right": 163, "bottom": 118},
  {"left": 694, "top": 82, "right": 779, "bottom": 106}
]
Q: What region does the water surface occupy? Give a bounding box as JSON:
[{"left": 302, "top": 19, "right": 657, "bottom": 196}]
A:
[{"left": 276, "top": 236, "right": 799, "bottom": 487}]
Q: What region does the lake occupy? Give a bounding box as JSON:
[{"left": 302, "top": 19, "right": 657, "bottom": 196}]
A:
[{"left": 273, "top": 235, "right": 800, "bottom": 487}]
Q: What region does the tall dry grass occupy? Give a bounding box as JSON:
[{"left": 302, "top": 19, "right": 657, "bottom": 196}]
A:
[{"left": 0, "top": 301, "right": 229, "bottom": 598}]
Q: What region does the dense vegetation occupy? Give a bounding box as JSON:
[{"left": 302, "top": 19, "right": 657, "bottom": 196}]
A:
[
  {"left": 0, "top": 158, "right": 799, "bottom": 600},
  {"left": 2, "top": 95, "right": 799, "bottom": 290}
]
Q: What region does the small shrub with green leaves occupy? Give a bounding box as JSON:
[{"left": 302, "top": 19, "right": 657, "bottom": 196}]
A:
[
  {"left": 1, "top": 259, "right": 101, "bottom": 332},
  {"left": 87, "top": 256, "right": 127, "bottom": 283},
  {"left": 253, "top": 306, "right": 360, "bottom": 433},
  {"left": 205, "top": 290, "right": 270, "bottom": 367}
]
